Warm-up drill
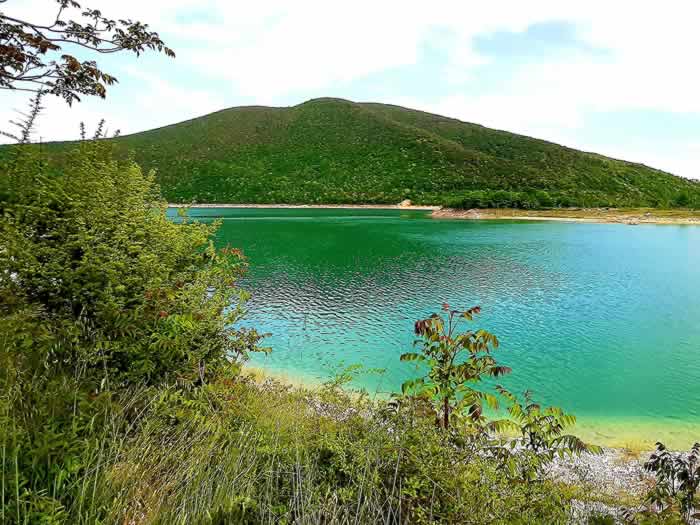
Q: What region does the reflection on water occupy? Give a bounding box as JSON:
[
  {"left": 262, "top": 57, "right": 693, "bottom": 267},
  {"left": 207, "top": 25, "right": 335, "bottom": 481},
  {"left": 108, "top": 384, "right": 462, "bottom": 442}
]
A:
[{"left": 172, "top": 208, "right": 700, "bottom": 448}]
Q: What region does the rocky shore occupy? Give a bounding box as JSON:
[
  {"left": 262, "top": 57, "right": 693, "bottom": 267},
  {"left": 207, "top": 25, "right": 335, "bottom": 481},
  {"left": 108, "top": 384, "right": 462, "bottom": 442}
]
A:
[
  {"left": 432, "top": 207, "right": 700, "bottom": 225},
  {"left": 548, "top": 447, "right": 652, "bottom": 499}
]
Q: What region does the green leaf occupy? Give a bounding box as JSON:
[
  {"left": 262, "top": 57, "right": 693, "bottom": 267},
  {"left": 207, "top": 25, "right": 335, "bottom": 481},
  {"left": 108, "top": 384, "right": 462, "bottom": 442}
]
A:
[{"left": 399, "top": 353, "right": 425, "bottom": 362}]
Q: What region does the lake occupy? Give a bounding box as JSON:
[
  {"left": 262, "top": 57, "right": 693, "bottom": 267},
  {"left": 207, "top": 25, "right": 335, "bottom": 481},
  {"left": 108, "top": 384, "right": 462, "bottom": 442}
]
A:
[{"left": 172, "top": 207, "right": 700, "bottom": 448}]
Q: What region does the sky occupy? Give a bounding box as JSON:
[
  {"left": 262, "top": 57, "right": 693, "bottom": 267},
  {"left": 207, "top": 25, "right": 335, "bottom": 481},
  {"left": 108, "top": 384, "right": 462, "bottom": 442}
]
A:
[{"left": 2, "top": 0, "right": 699, "bottom": 179}]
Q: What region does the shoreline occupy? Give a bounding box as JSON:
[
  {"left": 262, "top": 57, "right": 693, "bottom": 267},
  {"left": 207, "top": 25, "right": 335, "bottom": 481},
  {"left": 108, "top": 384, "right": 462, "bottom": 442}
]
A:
[
  {"left": 243, "top": 365, "right": 698, "bottom": 452},
  {"left": 432, "top": 207, "right": 700, "bottom": 225},
  {"left": 243, "top": 365, "right": 662, "bottom": 505},
  {"left": 168, "top": 203, "right": 440, "bottom": 211},
  {"left": 168, "top": 203, "right": 700, "bottom": 225}
]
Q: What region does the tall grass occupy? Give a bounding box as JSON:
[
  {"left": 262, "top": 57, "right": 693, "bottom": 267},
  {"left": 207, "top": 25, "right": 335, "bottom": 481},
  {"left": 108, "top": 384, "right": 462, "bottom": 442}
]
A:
[{"left": 1, "top": 372, "right": 575, "bottom": 524}]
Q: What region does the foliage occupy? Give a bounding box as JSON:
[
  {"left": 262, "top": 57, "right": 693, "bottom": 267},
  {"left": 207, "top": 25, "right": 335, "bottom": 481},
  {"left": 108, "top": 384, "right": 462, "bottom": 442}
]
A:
[
  {"left": 9, "top": 97, "right": 698, "bottom": 207},
  {"left": 0, "top": 375, "right": 574, "bottom": 524},
  {"left": 0, "top": 0, "right": 174, "bottom": 103},
  {"left": 0, "top": 373, "right": 143, "bottom": 523},
  {"left": 398, "top": 305, "right": 600, "bottom": 486},
  {"left": 392, "top": 304, "right": 602, "bottom": 490},
  {"left": 1, "top": 132, "right": 266, "bottom": 388},
  {"left": 400, "top": 305, "right": 511, "bottom": 429},
  {"left": 0, "top": 125, "right": 266, "bottom": 522},
  {"left": 499, "top": 388, "right": 601, "bottom": 455},
  {"left": 494, "top": 388, "right": 602, "bottom": 480},
  {"left": 635, "top": 442, "right": 700, "bottom": 523}
]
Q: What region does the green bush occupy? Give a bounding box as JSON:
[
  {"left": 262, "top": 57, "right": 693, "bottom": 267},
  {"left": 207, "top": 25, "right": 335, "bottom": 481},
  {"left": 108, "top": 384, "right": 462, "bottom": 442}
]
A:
[
  {"left": 0, "top": 138, "right": 265, "bottom": 522},
  {"left": 636, "top": 442, "right": 700, "bottom": 523},
  {"left": 1, "top": 140, "right": 263, "bottom": 387},
  {"left": 400, "top": 305, "right": 510, "bottom": 429}
]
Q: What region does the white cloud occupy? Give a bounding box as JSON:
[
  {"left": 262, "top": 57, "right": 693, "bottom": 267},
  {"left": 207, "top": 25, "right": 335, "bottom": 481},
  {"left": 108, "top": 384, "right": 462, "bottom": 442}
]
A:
[
  {"left": 1, "top": 0, "right": 698, "bottom": 177},
  {"left": 171, "top": 0, "right": 700, "bottom": 115},
  {"left": 177, "top": 2, "right": 430, "bottom": 100},
  {"left": 0, "top": 70, "right": 224, "bottom": 142},
  {"left": 120, "top": 68, "right": 227, "bottom": 132}
]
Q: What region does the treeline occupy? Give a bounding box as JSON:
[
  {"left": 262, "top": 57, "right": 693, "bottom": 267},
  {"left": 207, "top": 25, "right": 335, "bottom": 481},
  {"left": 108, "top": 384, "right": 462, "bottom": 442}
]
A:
[{"left": 443, "top": 188, "right": 700, "bottom": 210}]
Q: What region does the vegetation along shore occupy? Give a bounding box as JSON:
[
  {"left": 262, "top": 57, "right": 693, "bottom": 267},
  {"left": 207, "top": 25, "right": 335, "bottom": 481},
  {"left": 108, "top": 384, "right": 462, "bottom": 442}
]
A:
[
  {"left": 240, "top": 366, "right": 676, "bottom": 523},
  {"left": 170, "top": 203, "right": 700, "bottom": 225}
]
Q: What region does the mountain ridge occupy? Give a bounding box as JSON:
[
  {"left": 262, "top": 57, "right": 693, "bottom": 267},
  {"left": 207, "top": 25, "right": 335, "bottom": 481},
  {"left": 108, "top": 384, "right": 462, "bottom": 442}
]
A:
[{"left": 9, "top": 97, "right": 699, "bottom": 208}]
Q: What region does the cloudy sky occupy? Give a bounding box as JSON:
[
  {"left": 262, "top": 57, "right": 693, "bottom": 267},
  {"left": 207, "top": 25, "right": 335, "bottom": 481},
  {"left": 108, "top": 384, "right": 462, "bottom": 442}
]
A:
[{"left": 2, "top": 0, "right": 699, "bottom": 178}]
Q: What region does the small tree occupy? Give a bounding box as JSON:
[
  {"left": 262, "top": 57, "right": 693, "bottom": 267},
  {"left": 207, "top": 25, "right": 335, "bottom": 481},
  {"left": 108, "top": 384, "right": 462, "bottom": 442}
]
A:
[
  {"left": 642, "top": 442, "right": 700, "bottom": 523},
  {"left": 497, "top": 388, "right": 598, "bottom": 455},
  {"left": 674, "top": 192, "right": 691, "bottom": 208},
  {"left": 400, "top": 305, "right": 511, "bottom": 430},
  {"left": 0, "top": 0, "right": 174, "bottom": 104},
  {"left": 492, "top": 388, "right": 601, "bottom": 480}
]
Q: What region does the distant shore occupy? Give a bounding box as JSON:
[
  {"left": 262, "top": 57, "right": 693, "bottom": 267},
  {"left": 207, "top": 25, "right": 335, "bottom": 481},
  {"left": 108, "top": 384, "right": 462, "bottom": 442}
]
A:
[
  {"left": 169, "top": 204, "right": 700, "bottom": 225},
  {"left": 168, "top": 203, "right": 440, "bottom": 211},
  {"left": 432, "top": 207, "right": 700, "bottom": 225}
]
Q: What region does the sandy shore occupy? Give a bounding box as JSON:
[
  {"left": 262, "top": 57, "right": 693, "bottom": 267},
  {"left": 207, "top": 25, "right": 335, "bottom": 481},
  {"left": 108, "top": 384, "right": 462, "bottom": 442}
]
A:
[{"left": 432, "top": 207, "right": 700, "bottom": 225}]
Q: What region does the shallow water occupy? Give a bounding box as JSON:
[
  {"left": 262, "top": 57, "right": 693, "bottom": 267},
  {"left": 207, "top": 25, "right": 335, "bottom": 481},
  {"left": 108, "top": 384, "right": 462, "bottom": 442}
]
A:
[{"left": 173, "top": 208, "right": 700, "bottom": 449}]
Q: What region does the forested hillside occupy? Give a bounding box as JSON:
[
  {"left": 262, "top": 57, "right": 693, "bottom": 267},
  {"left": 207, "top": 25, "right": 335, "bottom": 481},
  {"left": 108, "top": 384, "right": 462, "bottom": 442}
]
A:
[{"left": 17, "top": 97, "right": 700, "bottom": 207}]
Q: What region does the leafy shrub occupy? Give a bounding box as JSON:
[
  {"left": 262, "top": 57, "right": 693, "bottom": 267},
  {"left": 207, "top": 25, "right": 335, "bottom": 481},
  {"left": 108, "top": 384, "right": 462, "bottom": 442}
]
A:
[
  {"left": 673, "top": 192, "right": 691, "bottom": 208},
  {"left": 0, "top": 132, "right": 265, "bottom": 522},
  {"left": 399, "top": 305, "right": 600, "bottom": 485},
  {"left": 495, "top": 388, "right": 602, "bottom": 480},
  {"left": 637, "top": 442, "right": 700, "bottom": 523},
  {"left": 400, "top": 305, "right": 510, "bottom": 429},
  {"left": 1, "top": 138, "right": 264, "bottom": 387}
]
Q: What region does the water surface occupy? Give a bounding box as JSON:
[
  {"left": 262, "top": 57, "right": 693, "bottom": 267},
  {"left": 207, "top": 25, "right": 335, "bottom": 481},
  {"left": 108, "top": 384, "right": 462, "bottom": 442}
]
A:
[{"left": 174, "top": 208, "right": 700, "bottom": 448}]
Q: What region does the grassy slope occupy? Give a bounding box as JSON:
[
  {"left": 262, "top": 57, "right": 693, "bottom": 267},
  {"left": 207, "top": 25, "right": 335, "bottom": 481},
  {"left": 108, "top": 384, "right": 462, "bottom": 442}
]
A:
[{"left": 29, "top": 97, "right": 700, "bottom": 206}]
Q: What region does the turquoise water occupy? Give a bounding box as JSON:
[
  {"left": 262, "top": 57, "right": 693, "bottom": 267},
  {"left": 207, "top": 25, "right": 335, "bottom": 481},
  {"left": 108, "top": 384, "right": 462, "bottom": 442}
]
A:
[{"left": 175, "top": 208, "right": 700, "bottom": 448}]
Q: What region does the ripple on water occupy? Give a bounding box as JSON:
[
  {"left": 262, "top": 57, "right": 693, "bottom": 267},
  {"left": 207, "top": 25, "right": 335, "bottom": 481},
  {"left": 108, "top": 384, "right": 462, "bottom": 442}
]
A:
[{"left": 175, "top": 208, "right": 700, "bottom": 448}]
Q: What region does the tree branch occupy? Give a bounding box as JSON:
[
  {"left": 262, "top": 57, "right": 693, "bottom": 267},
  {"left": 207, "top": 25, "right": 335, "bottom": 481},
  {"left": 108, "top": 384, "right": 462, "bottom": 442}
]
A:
[{"left": 0, "top": 0, "right": 174, "bottom": 103}]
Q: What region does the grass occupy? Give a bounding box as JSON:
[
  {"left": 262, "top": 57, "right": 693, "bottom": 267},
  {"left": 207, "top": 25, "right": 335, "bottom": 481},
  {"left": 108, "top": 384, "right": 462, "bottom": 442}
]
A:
[
  {"left": 11, "top": 97, "right": 700, "bottom": 208},
  {"left": 1, "top": 373, "right": 584, "bottom": 524}
]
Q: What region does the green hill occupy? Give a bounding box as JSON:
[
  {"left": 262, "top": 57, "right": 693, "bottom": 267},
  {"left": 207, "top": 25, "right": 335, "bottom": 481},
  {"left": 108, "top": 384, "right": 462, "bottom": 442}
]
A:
[{"left": 21, "top": 97, "right": 700, "bottom": 207}]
